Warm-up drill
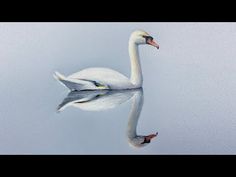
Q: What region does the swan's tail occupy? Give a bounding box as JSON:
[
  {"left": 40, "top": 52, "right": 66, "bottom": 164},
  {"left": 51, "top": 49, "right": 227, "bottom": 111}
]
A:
[
  {"left": 53, "top": 71, "right": 66, "bottom": 81},
  {"left": 53, "top": 71, "right": 97, "bottom": 91}
]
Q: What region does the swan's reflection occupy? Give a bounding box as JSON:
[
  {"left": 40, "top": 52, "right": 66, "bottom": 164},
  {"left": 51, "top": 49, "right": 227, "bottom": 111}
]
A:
[{"left": 57, "top": 88, "right": 158, "bottom": 148}]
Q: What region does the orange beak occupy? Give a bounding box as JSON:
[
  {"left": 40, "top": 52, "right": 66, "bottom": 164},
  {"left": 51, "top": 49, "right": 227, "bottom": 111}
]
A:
[
  {"left": 145, "top": 132, "right": 158, "bottom": 141},
  {"left": 147, "top": 38, "right": 159, "bottom": 49}
]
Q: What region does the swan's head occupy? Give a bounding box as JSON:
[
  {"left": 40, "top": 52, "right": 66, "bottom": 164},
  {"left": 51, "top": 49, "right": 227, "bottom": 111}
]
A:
[
  {"left": 130, "top": 30, "right": 159, "bottom": 49},
  {"left": 128, "top": 132, "right": 158, "bottom": 148}
]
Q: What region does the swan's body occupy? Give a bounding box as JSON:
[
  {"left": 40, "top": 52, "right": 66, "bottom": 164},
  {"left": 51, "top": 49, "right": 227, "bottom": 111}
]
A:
[
  {"left": 54, "top": 30, "right": 159, "bottom": 91},
  {"left": 68, "top": 67, "right": 134, "bottom": 90},
  {"left": 57, "top": 88, "right": 157, "bottom": 147}
]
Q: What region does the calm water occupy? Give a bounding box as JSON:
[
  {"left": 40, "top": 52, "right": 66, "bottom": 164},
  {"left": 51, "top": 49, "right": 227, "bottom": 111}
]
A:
[{"left": 0, "top": 23, "right": 236, "bottom": 154}]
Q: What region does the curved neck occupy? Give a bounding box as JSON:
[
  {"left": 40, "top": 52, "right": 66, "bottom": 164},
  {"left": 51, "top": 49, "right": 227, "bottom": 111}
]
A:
[
  {"left": 129, "top": 40, "right": 143, "bottom": 87},
  {"left": 127, "top": 89, "right": 144, "bottom": 139}
]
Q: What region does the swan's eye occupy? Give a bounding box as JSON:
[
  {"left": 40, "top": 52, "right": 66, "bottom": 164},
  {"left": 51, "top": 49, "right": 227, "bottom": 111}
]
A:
[{"left": 142, "top": 35, "right": 154, "bottom": 43}]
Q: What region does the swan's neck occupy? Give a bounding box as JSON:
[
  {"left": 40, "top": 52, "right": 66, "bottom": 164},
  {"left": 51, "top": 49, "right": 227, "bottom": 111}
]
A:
[
  {"left": 127, "top": 90, "right": 144, "bottom": 139},
  {"left": 129, "top": 41, "right": 143, "bottom": 87}
]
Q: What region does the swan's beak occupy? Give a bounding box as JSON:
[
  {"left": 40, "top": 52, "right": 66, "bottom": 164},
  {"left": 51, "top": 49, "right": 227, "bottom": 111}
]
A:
[
  {"left": 147, "top": 39, "right": 159, "bottom": 49},
  {"left": 145, "top": 132, "right": 158, "bottom": 141}
]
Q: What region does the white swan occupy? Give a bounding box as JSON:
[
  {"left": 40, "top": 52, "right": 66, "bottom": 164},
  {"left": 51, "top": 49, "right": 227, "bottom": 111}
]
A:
[
  {"left": 57, "top": 88, "right": 158, "bottom": 147},
  {"left": 53, "top": 30, "right": 159, "bottom": 91}
]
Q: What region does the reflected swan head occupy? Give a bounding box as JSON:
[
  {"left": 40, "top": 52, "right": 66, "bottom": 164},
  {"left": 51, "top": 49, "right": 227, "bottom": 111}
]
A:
[
  {"left": 130, "top": 30, "right": 159, "bottom": 49},
  {"left": 128, "top": 132, "right": 158, "bottom": 148},
  {"left": 57, "top": 88, "right": 158, "bottom": 148}
]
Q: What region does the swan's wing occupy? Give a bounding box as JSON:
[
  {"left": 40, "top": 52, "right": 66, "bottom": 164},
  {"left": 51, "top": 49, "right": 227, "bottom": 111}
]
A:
[
  {"left": 54, "top": 71, "right": 108, "bottom": 90},
  {"left": 59, "top": 79, "right": 86, "bottom": 91},
  {"left": 68, "top": 67, "right": 134, "bottom": 89}
]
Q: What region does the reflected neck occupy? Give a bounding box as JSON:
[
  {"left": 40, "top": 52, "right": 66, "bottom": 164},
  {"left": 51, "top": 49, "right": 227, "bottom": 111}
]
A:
[
  {"left": 129, "top": 40, "right": 143, "bottom": 87},
  {"left": 127, "top": 90, "right": 144, "bottom": 139}
]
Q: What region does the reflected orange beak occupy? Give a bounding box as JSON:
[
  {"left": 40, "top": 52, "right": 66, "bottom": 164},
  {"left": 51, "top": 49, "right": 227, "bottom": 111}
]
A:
[
  {"left": 145, "top": 132, "right": 158, "bottom": 141},
  {"left": 147, "top": 39, "right": 159, "bottom": 49}
]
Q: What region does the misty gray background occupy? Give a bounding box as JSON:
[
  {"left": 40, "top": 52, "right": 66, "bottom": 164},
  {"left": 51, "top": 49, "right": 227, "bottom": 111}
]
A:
[{"left": 0, "top": 23, "right": 236, "bottom": 154}]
